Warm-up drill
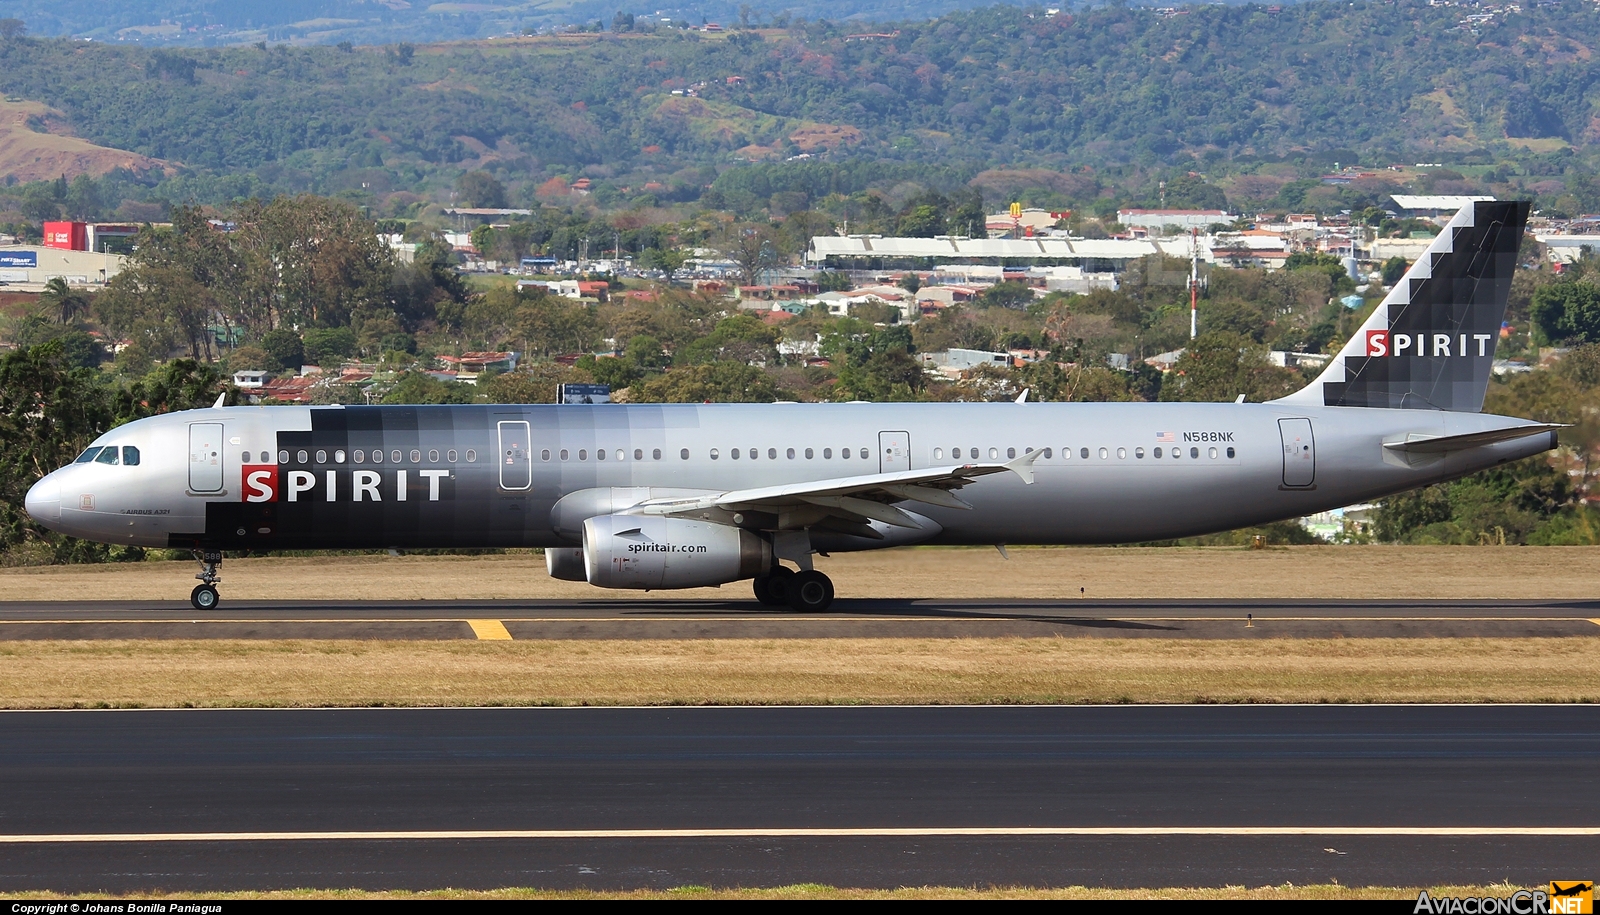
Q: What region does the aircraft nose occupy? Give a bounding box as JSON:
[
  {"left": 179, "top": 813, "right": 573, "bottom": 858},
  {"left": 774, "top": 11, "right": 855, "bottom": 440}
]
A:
[{"left": 25, "top": 474, "right": 61, "bottom": 524}]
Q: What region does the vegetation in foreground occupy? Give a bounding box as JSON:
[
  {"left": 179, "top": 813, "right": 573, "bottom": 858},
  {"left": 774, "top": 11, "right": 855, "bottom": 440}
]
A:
[{"left": 0, "top": 638, "right": 1593, "bottom": 709}]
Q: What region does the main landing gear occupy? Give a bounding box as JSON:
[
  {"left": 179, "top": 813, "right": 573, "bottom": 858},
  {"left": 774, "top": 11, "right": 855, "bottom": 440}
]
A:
[
  {"left": 753, "top": 566, "right": 835, "bottom": 612},
  {"left": 191, "top": 550, "right": 222, "bottom": 611}
]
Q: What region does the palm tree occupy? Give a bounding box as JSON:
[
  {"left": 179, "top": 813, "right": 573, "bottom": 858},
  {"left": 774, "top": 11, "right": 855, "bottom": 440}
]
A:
[{"left": 40, "top": 277, "right": 87, "bottom": 324}]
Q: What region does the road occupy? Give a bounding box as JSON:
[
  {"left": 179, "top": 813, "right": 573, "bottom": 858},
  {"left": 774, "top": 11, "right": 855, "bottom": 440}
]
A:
[
  {"left": 0, "top": 705, "right": 1595, "bottom": 891},
  {"left": 0, "top": 597, "right": 1595, "bottom": 639}
]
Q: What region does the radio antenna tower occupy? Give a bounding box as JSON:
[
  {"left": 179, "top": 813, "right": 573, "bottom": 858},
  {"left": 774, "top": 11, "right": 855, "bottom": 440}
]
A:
[{"left": 1189, "top": 227, "right": 1200, "bottom": 340}]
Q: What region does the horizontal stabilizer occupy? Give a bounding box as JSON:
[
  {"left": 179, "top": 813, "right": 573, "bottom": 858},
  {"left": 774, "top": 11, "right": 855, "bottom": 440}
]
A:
[{"left": 1383, "top": 424, "right": 1563, "bottom": 454}]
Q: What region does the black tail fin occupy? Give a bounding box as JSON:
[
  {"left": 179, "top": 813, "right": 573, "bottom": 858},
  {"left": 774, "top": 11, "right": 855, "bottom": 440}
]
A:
[{"left": 1279, "top": 199, "right": 1529, "bottom": 412}]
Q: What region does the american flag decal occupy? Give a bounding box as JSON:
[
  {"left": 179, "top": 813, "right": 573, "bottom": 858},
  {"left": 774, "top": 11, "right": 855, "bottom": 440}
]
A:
[{"left": 1155, "top": 431, "right": 1175, "bottom": 443}]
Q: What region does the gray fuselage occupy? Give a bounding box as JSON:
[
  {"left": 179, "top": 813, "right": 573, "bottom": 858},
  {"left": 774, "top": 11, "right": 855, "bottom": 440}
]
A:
[{"left": 23, "top": 401, "right": 1554, "bottom": 552}]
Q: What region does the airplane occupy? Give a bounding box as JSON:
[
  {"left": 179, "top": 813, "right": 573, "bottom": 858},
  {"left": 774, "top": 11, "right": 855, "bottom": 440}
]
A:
[{"left": 24, "top": 200, "right": 1560, "bottom": 612}]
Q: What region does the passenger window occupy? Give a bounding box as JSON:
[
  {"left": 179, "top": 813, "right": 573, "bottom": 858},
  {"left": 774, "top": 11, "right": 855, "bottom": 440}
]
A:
[
  {"left": 560, "top": 449, "right": 570, "bottom": 461},
  {"left": 859, "top": 448, "right": 868, "bottom": 459},
  {"left": 74, "top": 447, "right": 102, "bottom": 464},
  {"left": 597, "top": 449, "right": 606, "bottom": 461},
  {"left": 1135, "top": 448, "right": 1145, "bottom": 459},
  {"left": 410, "top": 449, "right": 421, "bottom": 463},
  {"left": 768, "top": 448, "right": 777, "bottom": 459},
  {"left": 122, "top": 446, "right": 140, "bottom": 466},
  {"left": 680, "top": 448, "right": 689, "bottom": 460},
  {"left": 823, "top": 448, "right": 832, "bottom": 459},
  {"left": 617, "top": 449, "right": 624, "bottom": 461},
  {"left": 335, "top": 450, "right": 346, "bottom": 463},
  {"left": 1117, "top": 448, "right": 1127, "bottom": 459},
  {"left": 428, "top": 449, "right": 439, "bottom": 463},
  {"left": 653, "top": 448, "right": 662, "bottom": 460},
  {"left": 1227, "top": 447, "right": 1236, "bottom": 459},
  {"left": 95, "top": 447, "right": 119, "bottom": 465},
  {"left": 731, "top": 448, "right": 740, "bottom": 460},
  {"left": 391, "top": 450, "right": 402, "bottom": 463},
  {"left": 805, "top": 448, "right": 814, "bottom": 459},
  {"left": 989, "top": 448, "right": 999, "bottom": 459},
  {"left": 466, "top": 449, "right": 476, "bottom": 462},
  {"left": 316, "top": 450, "right": 327, "bottom": 463},
  {"left": 1043, "top": 448, "right": 1052, "bottom": 459},
  {"left": 353, "top": 450, "right": 364, "bottom": 463},
  {"left": 749, "top": 448, "right": 757, "bottom": 460},
  {"left": 1098, "top": 447, "right": 1108, "bottom": 459},
  {"left": 1007, "top": 447, "right": 1016, "bottom": 459},
  {"left": 449, "top": 449, "right": 458, "bottom": 463},
  {"left": 786, "top": 448, "right": 795, "bottom": 459},
  {"left": 1153, "top": 447, "right": 1162, "bottom": 459},
  {"left": 1190, "top": 447, "right": 1199, "bottom": 459},
  {"left": 841, "top": 448, "right": 849, "bottom": 459},
  {"left": 297, "top": 450, "right": 309, "bottom": 464},
  {"left": 579, "top": 449, "right": 588, "bottom": 461},
  {"left": 279, "top": 450, "right": 289, "bottom": 463},
  {"left": 934, "top": 448, "right": 943, "bottom": 460},
  {"left": 1080, "top": 448, "right": 1089, "bottom": 460},
  {"left": 541, "top": 450, "right": 550, "bottom": 461},
  {"left": 970, "top": 448, "right": 980, "bottom": 459},
  {"left": 710, "top": 449, "right": 719, "bottom": 460},
  {"left": 1208, "top": 447, "right": 1218, "bottom": 459},
  {"left": 634, "top": 449, "right": 643, "bottom": 460}
]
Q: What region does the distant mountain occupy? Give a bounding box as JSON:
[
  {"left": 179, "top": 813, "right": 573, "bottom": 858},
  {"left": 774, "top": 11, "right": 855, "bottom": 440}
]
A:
[{"left": 0, "top": 0, "right": 1278, "bottom": 46}]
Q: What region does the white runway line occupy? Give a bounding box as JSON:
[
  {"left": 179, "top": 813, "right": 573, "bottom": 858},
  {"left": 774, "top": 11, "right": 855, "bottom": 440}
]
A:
[{"left": 2, "top": 827, "right": 1598, "bottom": 843}]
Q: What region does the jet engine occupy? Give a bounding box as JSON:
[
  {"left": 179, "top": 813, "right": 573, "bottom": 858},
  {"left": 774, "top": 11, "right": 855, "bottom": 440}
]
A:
[
  {"left": 545, "top": 547, "right": 586, "bottom": 582},
  {"left": 582, "top": 514, "right": 770, "bottom": 590}
]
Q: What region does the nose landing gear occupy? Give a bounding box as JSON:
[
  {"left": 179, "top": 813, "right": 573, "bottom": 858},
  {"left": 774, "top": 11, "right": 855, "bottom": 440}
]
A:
[{"left": 191, "top": 550, "right": 222, "bottom": 610}]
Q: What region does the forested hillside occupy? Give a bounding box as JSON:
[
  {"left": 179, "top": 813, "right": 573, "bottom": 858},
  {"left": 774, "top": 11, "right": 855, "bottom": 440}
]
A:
[{"left": 0, "top": 1, "right": 1598, "bottom": 214}]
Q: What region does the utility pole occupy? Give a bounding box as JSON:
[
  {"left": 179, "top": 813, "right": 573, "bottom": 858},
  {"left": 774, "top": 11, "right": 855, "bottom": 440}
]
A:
[{"left": 1189, "top": 226, "right": 1200, "bottom": 340}]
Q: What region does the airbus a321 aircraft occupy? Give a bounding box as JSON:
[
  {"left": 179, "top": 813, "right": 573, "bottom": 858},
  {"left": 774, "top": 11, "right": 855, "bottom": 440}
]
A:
[{"left": 25, "top": 201, "right": 1558, "bottom": 611}]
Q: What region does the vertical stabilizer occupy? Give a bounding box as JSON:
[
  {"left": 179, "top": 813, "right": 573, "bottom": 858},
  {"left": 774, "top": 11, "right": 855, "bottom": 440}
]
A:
[{"left": 1278, "top": 200, "right": 1529, "bottom": 412}]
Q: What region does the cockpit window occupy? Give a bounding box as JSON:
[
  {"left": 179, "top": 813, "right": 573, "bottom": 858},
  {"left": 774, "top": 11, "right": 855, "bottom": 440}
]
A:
[
  {"left": 122, "top": 446, "right": 140, "bottom": 466},
  {"left": 94, "top": 447, "right": 120, "bottom": 466},
  {"left": 74, "top": 447, "right": 102, "bottom": 464}
]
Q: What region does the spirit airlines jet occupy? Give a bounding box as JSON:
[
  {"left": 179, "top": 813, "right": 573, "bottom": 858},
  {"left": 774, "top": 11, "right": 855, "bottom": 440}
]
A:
[{"left": 25, "top": 201, "right": 1558, "bottom": 611}]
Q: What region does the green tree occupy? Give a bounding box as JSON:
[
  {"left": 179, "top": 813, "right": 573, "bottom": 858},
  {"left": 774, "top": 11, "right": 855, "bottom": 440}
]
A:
[
  {"left": 1158, "top": 332, "right": 1302, "bottom": 403},
  {"left": 1381, "top": 256, "right": 1409, "bottom": 285},
  {"left": 0, "top": 341, "right": 115, "bottom": 563},
  {"left": 631, "top": 362, "right": 784, "bottom": 403},
  {"left": 1531, "top": 281, "right": 1600, "bottom": 345},
  {"left": 259, "top": 328, "right": 305, "bottom": 370},
  {"left": 302, "top": 327, "right": 357, "bottom": 366},
  {"left": 456, "top": 171, "right": 507, "bottom": 209},
  {"left": 381, "top": 371, "right": 476, "bottom": 404}
]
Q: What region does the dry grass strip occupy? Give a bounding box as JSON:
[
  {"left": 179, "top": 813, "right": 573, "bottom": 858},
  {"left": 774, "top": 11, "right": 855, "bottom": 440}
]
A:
[
  {"left": 6, "top": 545, "right": 1600, "bottom": 601},
  {"left": 0, "top": 884, "right": 1539, "bottom": 900},
  {"left": 0, "top": 638, "right": 1593, "bottom": 708}
]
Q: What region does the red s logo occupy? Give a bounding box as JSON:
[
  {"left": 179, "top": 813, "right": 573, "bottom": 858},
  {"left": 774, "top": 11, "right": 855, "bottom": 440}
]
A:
[
  {"left": 243, "top": 465, "right": 279, "bottom": 503},
  {"left": 1366, "top": 330, "right": 1390, "bottom": 357}
]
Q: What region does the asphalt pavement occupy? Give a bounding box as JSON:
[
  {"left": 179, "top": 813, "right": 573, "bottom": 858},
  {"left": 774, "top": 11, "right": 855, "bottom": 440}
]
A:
[{"left": 0, "top": 705, "right": 1595, "bottom": 891}]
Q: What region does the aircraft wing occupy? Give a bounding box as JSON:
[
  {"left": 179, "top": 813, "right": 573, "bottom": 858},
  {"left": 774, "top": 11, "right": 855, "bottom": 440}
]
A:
[{"left": 623, "top": 449, "right": 1044, "bottom": 533}]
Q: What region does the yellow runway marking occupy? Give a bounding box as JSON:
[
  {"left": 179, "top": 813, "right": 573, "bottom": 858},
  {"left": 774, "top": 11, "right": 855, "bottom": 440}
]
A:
[
  {"left": 0, "top": 617, "right": 1594, "bottom": 625},
  {"left": 466, "top": 619, "right": 513, "bottom": 640},
  {"left": 0, "top": 826, "right": 1595, "bottom": 843}
]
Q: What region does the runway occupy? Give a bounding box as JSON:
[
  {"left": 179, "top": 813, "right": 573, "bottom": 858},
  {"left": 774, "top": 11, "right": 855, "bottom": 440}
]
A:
[
  {"left": 0, "top": 705, "right": 1595, "bottom": 891},
  {"left": 0, "top": 597, "right": 1596, "bottom": 639}
]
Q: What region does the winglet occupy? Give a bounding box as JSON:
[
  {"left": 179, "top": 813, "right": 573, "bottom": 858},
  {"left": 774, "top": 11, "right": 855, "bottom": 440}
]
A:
[
  {"left": 1015, "top": 388, "right": 1029, "bottom": 404},
  {"left": 212, "top": 392, "right": 227, "bottom": 409},
  {"left": 1002, "top": 448, "right": 1046, "bottom": 485}
]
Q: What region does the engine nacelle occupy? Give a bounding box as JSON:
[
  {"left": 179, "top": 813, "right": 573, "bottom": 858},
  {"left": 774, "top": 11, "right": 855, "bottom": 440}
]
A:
[
  {"left": 582, "top": 514, "right": 770, "bottom": 590},
  {"left": 545, "top": 547, "right": 586, "bottom": 582},
  {"left": 551, "top": 487, "right": 718, "bottom": 543}
]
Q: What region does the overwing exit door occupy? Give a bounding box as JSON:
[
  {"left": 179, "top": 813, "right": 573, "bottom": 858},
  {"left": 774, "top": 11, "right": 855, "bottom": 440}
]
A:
[
  {"left": 1279, "top": 417, "right": 1315, "bottom": 487},
  {"left": 188, "top": 422, "right": 223, "bottom": 493},
  {"left": 879, "top": 430, "right": 910, "bottom": 472},
  {"left": 498, "top": 420, "right": 532, "bottom": 490}
]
